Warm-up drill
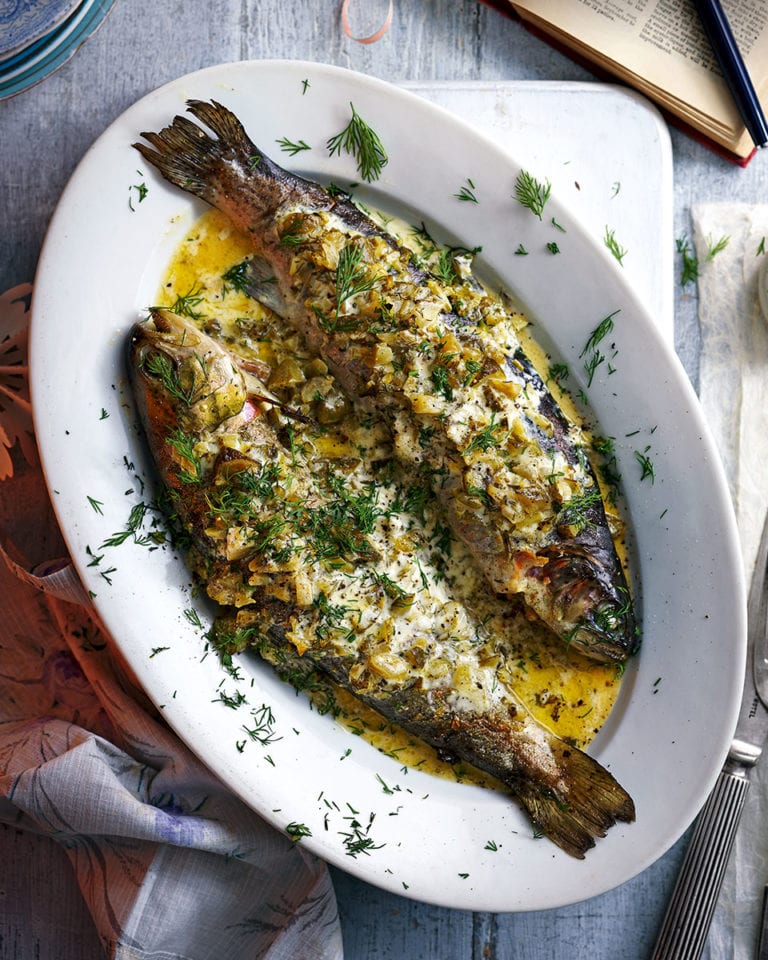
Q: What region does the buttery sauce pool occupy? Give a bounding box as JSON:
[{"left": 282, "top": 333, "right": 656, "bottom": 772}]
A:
[{"left": 154, "top": 208, "right": 624, "bottom": 781}]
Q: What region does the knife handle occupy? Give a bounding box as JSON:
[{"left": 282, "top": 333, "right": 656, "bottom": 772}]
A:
[{"left": 650, "top": 768, "right": 750, "bottom": 960}]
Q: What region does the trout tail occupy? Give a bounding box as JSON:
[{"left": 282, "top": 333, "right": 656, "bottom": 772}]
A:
[
  {"left": 133, "top": 99, "right": 260, "bottom": 203},
  {"left": 515, "top": 742, "right": 635, "bottom": 859}
]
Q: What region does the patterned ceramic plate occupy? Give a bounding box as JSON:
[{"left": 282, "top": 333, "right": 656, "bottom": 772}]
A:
[
  {"left": 0, "top": 0, "right": 116, "bottom": 100},
  {"left": 0, "top": 0, "right": 84, "bottom": 60}
]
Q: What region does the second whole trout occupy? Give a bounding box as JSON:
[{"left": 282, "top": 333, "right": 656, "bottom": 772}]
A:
[{"left": 134, "top": 99, "right": 638, "bottom": 664}]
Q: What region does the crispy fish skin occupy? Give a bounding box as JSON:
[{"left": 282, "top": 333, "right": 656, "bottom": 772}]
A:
[
  {"left": 128, "top": 310, "right": 634, "bottom": 858},
  {"left": 134, "top": 100, "right": 637, "bottom": 665}
]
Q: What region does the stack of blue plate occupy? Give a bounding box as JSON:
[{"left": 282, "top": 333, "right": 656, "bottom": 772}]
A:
[{"left": 0, "top": 0, "right": 117, "bottom": 100}]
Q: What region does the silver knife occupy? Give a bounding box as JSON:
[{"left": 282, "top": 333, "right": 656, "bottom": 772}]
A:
[{"left": 651, "top": 509, "right": 768, "bottom": 960}]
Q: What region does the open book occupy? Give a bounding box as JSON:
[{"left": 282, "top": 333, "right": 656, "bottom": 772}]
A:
[{"left": 503, "top": 0, "right": 768, "bottom": 165}]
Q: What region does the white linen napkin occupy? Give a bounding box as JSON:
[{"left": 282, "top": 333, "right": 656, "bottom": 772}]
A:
[
  {"left": 0, "top": 285, "right": 343, "bottom": 960},
  {"left": 692, "top": 204, "right": 768, "bottom": 960}
]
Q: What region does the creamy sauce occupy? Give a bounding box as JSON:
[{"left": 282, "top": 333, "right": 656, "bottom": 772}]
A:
[{"left": 156, "top": 208, "right": 624, "bottom": 779}]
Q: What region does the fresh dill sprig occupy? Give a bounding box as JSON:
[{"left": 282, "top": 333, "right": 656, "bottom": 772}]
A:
[
  {"left": 276, "top": 136, "right": 311, "bottom": 156},
  {"left": 581, "top": 310, "right": 620, "bottom": 357},
  {"left": 463, "top": 414, "right": 507, "bottom": 456},
  {"left": 583, "top": 351, "right": 605, "bottom": 387},
  {"left": 635, "top": 446, "right": 655, "bottom": 483},
  {"left": 556, "top": 488, "right": 603, "bottom": 532},
  {"left": 184, "top": 608, "right": 203, "bottom": 628},
  {"left": 142, "top": 350, "right": 193, "bottom": 406},
  {"left": 547, "top": 362, "right": 569, "bottom": 387},
  {"left": 242, "top": 704, "right": 282, "bottom": 746},
  {"left": 514, "top": 243, "right": 529, "bottom": 256},
  {"left": 99, "top": 502, "right": 157, "bottom": 548},
  {"left": 454, "top": 178, "right": 478, "bottom": 203},
  {"left": 604, "top": 227, "right": 627, "bottom": 265},
  {"left": 430, "top": 361, "right": 454, "bottom": 402},
  {"left": 165, "top": 428, "right": 202, "bottom": 484},
  {"left": 705, "top": 233, "right": 730, "bottom": 261},
  {"left": 676, "top": 235, "right": 699, "bottom": 287},
  {"left": 325, "top": 241, "right": 381, "bottom": 331},
  {"left": 327, "top": 102, "right": 388, "bottom": 182},
  {"left": 432, "top": 248, "right": 458, "bottom": 285},
  {"left": 514, "top": 170, "right": 551, "bottom": 220},
  {"left": 169, "top": 285, "right": 205, "bottom": 319},
  {"left": 221, "top": 260, "right": 251, "bottom": 296},
  {"left": 286, "top": 822, "right": 312, "bottom": 842},
  {"left": 279, "top": 216, "right": 306, "bottom": 248}
]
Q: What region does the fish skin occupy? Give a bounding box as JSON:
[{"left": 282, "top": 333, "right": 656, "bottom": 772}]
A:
[
  {"left": 134, "top": 100, "right": 638, "bottom": 664},
  {"left": 128, "top": 310, "right": 635, "bottom": 858}
]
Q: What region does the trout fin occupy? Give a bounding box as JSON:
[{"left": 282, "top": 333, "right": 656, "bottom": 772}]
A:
[
  {"left": 242, "top": 255, "right": 290, "bottom": 316},
  {"left": 515, "top": 745, "right": 635, "bottom": 859}
]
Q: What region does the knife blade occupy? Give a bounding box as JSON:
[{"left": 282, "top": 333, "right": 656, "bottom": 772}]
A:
[{"left": 650, "top": 509, "right": 768, "bottom": 960}]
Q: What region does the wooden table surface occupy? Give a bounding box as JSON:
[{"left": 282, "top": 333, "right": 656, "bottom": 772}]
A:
[{"left": 3, "top": 1, "right": 768, "bottom": 957}]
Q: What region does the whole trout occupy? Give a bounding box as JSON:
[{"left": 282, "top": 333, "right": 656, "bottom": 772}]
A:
[
  {"left": 128, "top": 310, "right": 635, "bottom": 858},
  {"left": 134, "top": 100, "right": 638, "bottom": 663}
]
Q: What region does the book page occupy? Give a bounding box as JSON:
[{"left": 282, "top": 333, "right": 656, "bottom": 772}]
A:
[{"left": 511, "top": 0, "right": 768, "bottom": 141}]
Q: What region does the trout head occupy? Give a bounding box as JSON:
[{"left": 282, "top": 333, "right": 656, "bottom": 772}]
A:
[
  {"left": 536, "top": 544, "right": 638, "bottom": 663},
  {"left": 129, "top": 309, "right": 247, "bottom": 440}
]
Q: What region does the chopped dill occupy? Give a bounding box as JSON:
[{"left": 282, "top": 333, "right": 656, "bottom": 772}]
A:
[
  {"left": 128, "top": 176, "right": 148, "bottom": 211},
  {"left": 340, "top": 811, "right": 384, "bottom": 857},
  {"left": 430, "top": 362, "right": 454, "bottom": 402},
  {"left": 635, "top": 447, "right": 655, "bottom": 483},
  {"left": 286, "top": 822, "right": 312, "bottom": 842}
]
